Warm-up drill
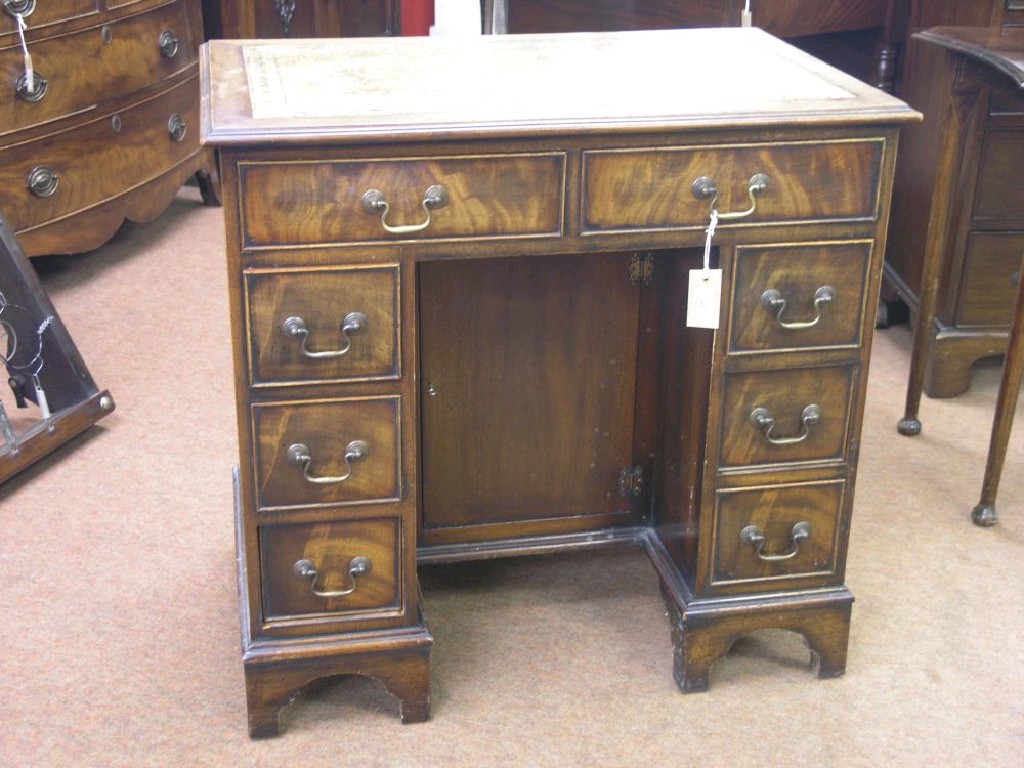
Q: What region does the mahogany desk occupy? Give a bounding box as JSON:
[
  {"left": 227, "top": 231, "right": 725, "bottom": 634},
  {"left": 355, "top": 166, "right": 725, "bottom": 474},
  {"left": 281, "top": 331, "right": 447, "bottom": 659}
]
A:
[{"left": 201, "top": 29, "right": 917, "bottom": 736}]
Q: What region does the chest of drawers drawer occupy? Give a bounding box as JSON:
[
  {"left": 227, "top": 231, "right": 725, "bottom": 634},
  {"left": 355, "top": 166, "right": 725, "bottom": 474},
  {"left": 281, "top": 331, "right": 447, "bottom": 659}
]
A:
[
  {"left": 252, "top": 396, "right": 401, "bottom": 511},
  {"left": 0, "top": 71, "right": 199, "bottom": 232},
  {"left": 581, "top": 139, "right": 884, "bottom": 233},
  {"left": 973, "top": 128, "right": 1024, "bottom": 221},
  {"left": 719, "top": 365, "right": 855, "bottom": 470},
  {"left": 957, "top": 232, "right": 1024, "bottom": 327},
  {"left": 245, "top": 264, "right": 400, "bottom": 386},
  {"left": 710, "top": 479, "right": 846, "bottom": 593},
  {"left": 259, "top": 516, "right": 404, "bottom": 628},
  {"left": 0, "top": 0, "right": 98, "bottom": 36},
  {"left": 729, "top": 241, "right": 872, "bottom": 354},
  {"left": 0, "top": 0, "right": 197, "bottom": 137},
  {"left": 239, "top": 153, "right": 566, "bottom": 248}
]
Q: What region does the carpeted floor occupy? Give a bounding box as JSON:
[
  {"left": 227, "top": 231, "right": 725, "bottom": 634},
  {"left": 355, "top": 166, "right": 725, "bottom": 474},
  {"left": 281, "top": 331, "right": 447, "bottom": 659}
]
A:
[{"left": 1, "top": 185, "right": 1022, "bottom": 767}]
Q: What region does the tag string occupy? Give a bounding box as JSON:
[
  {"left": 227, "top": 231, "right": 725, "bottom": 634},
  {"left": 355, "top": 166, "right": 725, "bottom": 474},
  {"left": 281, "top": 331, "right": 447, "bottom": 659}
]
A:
[
  {"left": 16, "top": 13, "right": 34, "bottom": 94},
  {"left": 702, "top": 209, "right": 719, "bottom": 272}
]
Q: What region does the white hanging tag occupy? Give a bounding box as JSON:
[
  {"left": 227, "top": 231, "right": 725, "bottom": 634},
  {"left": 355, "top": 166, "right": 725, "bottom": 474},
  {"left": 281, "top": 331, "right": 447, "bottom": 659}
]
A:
[
  {"left": 32, "top": 374, "right": 51, "bottom": 420},
  {"left": 687, "top": 210, "right": 722, "bottom": 329},
  {"left": 741, "top": 0, "right": 753, "bottom": 27},
  {"left": 16, "top": 14, "right": 34, "bottom": 94}
]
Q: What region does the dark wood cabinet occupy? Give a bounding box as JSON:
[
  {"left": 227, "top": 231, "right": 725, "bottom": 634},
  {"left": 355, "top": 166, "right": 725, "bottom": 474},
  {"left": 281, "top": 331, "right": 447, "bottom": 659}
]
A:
[
  {"left": 884, "top": 1, "right": 1024, "bottom": 397},
  {"left": 202, "top": 29, "right": 915, "bottom": 736},
  {"left": 217, "top": 0, "right": 399, "bottom": 38}
]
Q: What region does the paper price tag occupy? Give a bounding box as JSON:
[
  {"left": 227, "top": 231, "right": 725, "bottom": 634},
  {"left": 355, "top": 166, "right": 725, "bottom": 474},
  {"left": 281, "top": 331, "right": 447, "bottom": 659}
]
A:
[{"left": 686, "top": 268, "right": 722, "bottom": 329}]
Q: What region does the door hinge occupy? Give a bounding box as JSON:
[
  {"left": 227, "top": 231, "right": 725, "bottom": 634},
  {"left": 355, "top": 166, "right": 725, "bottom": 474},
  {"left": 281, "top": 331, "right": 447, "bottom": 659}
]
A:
[
  {"left": 618, "top": 465, "right": 644, "bottom": 498},
  {"left": 629, "top": 253, "right": 653, "bottom": 285}
]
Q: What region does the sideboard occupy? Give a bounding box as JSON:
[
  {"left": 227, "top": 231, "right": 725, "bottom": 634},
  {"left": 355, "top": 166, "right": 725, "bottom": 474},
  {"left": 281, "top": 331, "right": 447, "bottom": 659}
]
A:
[
  {"left": 0, "top": 0, "right": 218, "bottom": 257},
  {"left": 201, "top": 29, "right": 917, "bottom": 736}
]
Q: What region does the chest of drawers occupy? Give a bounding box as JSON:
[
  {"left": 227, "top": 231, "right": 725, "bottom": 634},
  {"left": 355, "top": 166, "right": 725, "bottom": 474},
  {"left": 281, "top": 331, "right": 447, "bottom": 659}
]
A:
[
  {"left": 1, "top": 0, "right": 217, "bottom": 256},
  {"left": 202, "top": 29, "right": 917, "bottom": 737}
]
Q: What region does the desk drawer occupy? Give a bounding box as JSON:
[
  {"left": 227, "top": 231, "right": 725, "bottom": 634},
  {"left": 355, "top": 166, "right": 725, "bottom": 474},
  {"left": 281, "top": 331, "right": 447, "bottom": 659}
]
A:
[
  {"left": 260, "top": 517, "right": 402, "bottom": 624},
  {"left": 582, "top": 139, "right": 882, "bottom": 232},
  {"left": 253, "top": 396, "right": 401, "bottom": 511},
  {"left": 711, "top": 480, "right": 844, "bottom": 591},
  {"left": 720, "top": 366, "right": 854, "bottom": 469},
  {"left": 973, "top": 129, "right": 1024, "bottom": 221},
  {"left": 730, "top": 241, "right": 871, "bottom": 353},
  {"left": 0, "top": 0, "right": 198, "bottom": 137},
  {"left": 239, "top": 153, "right": 565, "bottom": 248},
  {"left": 245, "top": 264, "right": 400, "bottom": 386}
]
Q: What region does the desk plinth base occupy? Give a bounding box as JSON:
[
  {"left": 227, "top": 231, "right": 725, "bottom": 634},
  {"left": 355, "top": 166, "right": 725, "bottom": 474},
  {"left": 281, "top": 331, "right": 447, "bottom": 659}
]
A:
[
  {"left": 240, "top": 627, "right": 433, "bottom": 738},
  {"left": 664, "top": 589, "right": 853, "bottom": 692}
]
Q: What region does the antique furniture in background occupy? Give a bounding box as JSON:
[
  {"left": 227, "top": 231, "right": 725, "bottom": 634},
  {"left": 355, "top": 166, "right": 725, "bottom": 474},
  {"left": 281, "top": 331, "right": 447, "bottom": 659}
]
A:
[
  {"left": 0, "top": 211, "right": 114, "bottom": 482},
  {"left": 0, "top": 0, "right": 218, "bottom": 257},
  {"left": 896, "top": 27, "right": 1024, "bottom": 529},
  {"left": 485, "top": 0, "right": 907, "bottom": 92},
  {"left": 215, "top": 0, "right": 399, "bottom": 38},
  {"left": 202, "top": 29, "right": 916, "bottom": 736},
  {"left": 884, "top": 1, "right": 1024, "bottom": 397}
]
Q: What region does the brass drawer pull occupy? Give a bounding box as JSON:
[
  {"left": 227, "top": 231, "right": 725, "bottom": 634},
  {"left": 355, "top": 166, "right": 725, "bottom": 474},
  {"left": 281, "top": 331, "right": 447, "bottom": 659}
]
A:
[
  {"left": 361, "top": 184, "right": 449, "bottom": 234},
  {"left": 293, "top": 556, "right": 372, "bottom": 598},
  {"left": 3, "top": 0, "right": 36, "bottom": 17},
  {"left": 167, "top": 114, "right": 187, "bottom": 142},
  {"left": 749, "top": 403, "right": 821, "bottom": 445},
  {"left": 15, "top": 71, "right": 46, "bottom": 102},
  {"left": 691, "top": 173, "right": 770, "bottom": 220},
  {"left": 760, "top": 285, "right": 836, "bottom": 330},
  {"left": 282, "top": 312, "right": 367, "bottom": 359},
  {"left": 740, "top": 521, "right": 811, "bottom": 562},
  {"left": 158, "top": 30, "right": 179, "bottom": 58},
  {"left": 26, "top": 165, "right": 58, "bottom": 197},
  {"left": 287, "top": 439, "right": 369, "bottom": 485}
]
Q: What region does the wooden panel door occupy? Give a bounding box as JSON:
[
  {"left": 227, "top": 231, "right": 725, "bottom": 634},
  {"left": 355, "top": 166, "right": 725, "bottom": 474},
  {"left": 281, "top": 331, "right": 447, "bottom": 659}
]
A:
[{"left": 418, "top": 252, "right": 643, "bottom": 543}]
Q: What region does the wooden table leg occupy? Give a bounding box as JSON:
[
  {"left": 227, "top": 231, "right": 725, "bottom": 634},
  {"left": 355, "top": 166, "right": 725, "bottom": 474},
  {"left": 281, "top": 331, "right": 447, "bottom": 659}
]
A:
[{"left": 970, "top": 263, "right": 1024, "bottom": 527}]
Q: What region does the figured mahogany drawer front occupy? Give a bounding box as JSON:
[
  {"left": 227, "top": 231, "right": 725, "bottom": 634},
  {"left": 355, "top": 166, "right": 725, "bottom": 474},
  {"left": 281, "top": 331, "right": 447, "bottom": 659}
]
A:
[
  {"left": 730, "top": 241, "right": 871, "bottom": 353},
  {"left": 581, "top": 140, "right": 883, "bottom": 232},
  {"left": 711, "top": 480, "right": 844, "bottom": 590},
  {"left": 260, "top": 517, "right": 402, "bottom": 623},
  {"left": 246, "top": 265, "right": 400, "bottom": 386},
  {"left": 0, "top": 0, "right": 198, "bottom": 137},
  {"left": 719, "top": 366, "right": 854, "bottom": 469},
  {"left": 957, "top": 232, "right": 1024, "bottom": 327},
  {"left": 253, "top": 397, "right": 401, "bottom": 511},
  {"left": 0, "top": 72, "right": 199, "bottom": 232},
  {"left": 0, "top": 0, "right": 99, "bottom": 39},
  {"left": 974, "top": 130, "right": 1024, "bottom": 221},
  {"left": 239, "top": 153, "right": 565, "bottom": 248}
]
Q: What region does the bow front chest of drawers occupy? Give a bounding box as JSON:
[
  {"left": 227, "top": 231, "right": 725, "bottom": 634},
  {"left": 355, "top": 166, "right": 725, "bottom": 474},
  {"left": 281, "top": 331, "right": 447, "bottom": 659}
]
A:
[
  {"left": 1, "top": 0, "right": 217, "bottom": 256},
  {"left": 201, "top": 29, "right": 917, "bottom": 737}
]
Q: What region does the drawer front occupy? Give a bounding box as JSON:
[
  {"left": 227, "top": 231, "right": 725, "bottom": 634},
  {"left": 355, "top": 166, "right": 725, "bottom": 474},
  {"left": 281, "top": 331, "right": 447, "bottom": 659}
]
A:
[
  {"left": 974, "top": 129, "right": 1024, "bottom": 221},
  {"left": 730, "top": 241, "right": 872, "bottom": 354},
  {"left": 582, "top": 139, "right": 883, "bottom": 232},
  {"left": 253, "top": 396, "right": 401, "bottom": 511},
  {"left": 0, "top": 0, "right": 199, "bottom": 136},
  {"left": 260, "top": 517, "right": 402, "bottom": 623},
  {"left": 239, "top": 153, "right": 565, "bottom": 248},
  {"left": 246, "top": 264, "right": 400, "bottom": 386},
  {"left": 957, "top": 231, "right": 1024, "bottom": 327},
  {"left": 720, "top": 366, "right": 854, "bottom": 469},
  {"left": 0, "top": 72, "right": 199, "bottom": 232},
  {"left": 711, "top": 480, "right": 844, "bottom": 590},
  {"left": 0, "top": 0, "right": 99, "bottom": 38}
]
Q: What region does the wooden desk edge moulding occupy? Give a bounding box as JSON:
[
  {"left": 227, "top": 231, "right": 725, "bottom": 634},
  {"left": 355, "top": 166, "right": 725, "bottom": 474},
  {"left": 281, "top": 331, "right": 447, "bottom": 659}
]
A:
[{"left": 201, "top": 28, "right": 918, "bottom": 737}]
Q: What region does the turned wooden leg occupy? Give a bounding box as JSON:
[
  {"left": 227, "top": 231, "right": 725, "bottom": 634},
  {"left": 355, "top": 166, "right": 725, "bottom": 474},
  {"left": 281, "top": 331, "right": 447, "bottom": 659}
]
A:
[{"left": 971, "top": 265, "right": 1024, "bottom": 527}]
